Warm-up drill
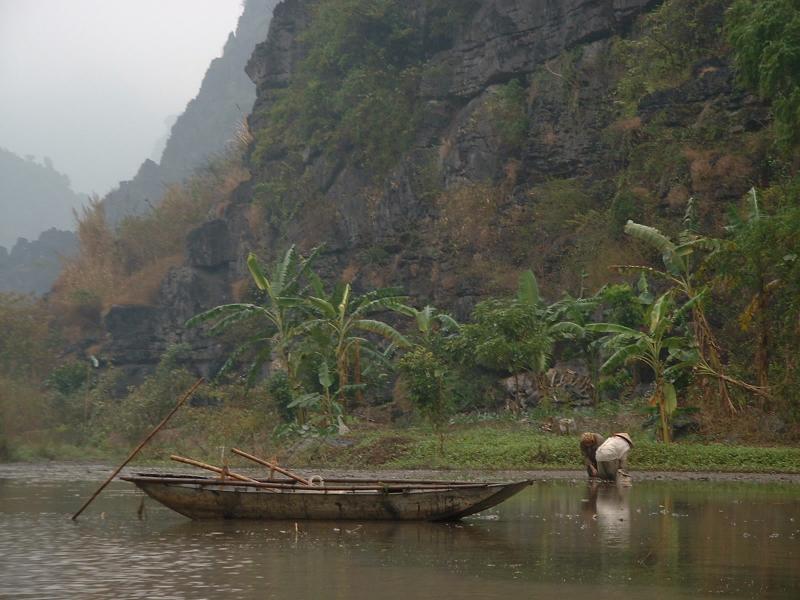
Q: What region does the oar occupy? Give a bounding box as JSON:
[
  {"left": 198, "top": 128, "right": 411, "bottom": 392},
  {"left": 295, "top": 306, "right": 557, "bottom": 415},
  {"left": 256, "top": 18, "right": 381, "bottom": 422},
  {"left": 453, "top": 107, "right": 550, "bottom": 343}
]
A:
[
  {"left": 231, "top": 448, "right": 311, "bottom": 486},
  {"left": 170, "top": 454, "right": 264, "bottom": 485},
  {"left": 71, "top": 378, "right": 204, "bottom": 520}
]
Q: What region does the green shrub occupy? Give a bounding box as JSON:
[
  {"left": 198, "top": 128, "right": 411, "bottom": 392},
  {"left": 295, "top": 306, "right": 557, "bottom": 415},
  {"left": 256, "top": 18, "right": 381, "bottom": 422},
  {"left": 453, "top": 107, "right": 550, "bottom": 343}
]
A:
[
  {"left": 613, "top": 0, "right": 728, "bottom": 112},
  {"left": 399, "top": 347, "right": 451, "bottom": 430},
  {"left": 487, "top": 79, "right": 529, "bottom": 151},
  {"left": 266, "top": 371, "right": 295, "bottom": 423},
  {"left": 727, "top": 0, "right": 800, "bottom": 148}
]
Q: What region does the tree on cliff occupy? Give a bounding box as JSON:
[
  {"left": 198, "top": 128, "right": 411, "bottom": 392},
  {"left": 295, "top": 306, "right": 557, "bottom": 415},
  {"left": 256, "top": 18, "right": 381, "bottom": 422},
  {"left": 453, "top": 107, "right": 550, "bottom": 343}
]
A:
[{"left": 728, "top": 0, "right": 800, "bottom": 148}]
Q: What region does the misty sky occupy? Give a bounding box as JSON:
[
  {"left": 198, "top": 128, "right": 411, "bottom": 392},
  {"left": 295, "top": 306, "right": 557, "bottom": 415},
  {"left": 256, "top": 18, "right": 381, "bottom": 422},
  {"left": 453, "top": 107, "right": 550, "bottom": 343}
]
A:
[{"left": 0, "top": 0, "right": 245, "bottom": 195}]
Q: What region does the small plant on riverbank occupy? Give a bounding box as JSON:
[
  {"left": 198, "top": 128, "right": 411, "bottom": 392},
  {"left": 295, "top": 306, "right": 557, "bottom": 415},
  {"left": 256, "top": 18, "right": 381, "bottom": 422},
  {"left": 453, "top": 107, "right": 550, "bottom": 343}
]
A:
[{"left": 398, "top": 346, "right": 451, "bottom": 451}]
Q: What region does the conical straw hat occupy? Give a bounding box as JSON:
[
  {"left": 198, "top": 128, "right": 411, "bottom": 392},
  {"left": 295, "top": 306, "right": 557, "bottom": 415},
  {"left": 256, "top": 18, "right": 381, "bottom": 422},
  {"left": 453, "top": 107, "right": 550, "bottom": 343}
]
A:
[{"left": 613, "top": 432, "right": 633, "bottom": 447}]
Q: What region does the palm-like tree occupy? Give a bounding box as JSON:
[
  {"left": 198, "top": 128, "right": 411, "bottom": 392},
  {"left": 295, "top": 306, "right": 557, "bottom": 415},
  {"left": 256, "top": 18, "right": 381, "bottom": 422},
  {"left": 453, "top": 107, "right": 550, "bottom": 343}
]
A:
[
  {"left": 587, "top": 291, "right": 698, "bottom": 443},
  {"left": 186, "top": 246, "right": 319, "bottom": 385},
  {"left": 517, "top": 269, "right": 591, "bottom": 341},
  {"left": 300, "top": 283, "right": 412, "bottom": 407},
  {"left": 619, "top": 217, "right": 761, "bottom": 412}
]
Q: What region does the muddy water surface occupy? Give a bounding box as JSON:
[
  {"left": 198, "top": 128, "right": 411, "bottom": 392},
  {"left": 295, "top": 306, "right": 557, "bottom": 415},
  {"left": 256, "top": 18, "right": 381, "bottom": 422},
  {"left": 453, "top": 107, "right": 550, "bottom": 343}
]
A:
[{"left": 0, "top": 464, "right": 798, "bottom": 599}]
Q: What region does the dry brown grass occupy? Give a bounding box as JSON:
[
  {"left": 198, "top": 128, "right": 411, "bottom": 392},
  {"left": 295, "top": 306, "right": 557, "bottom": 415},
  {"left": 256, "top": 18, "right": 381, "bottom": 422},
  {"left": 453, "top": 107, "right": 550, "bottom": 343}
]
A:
[
  {"left": 341, "top": 263, "right": 360, "bottom": 283},
  {"left": 363, "top": 266, "right": 389, "bottom": 289},
  {"left": 665, "top": 184, "right": 690, "bottom": 212},
  {"left": 0, "top": 376, "right": 52, "bottom": 441},
  {"left": 230, "top": 277, "right": 252, "bottom": 302},
  {"left": 108, "top": 254, "right": 183, "bottom": 306},
  {"left": 435, "top": 182, "right": 506, "bottom": 252},
  {"left": 697, "top": 402, "right": 800, "bottom": 444},
  {"left": 51, "top": 151, "right": 249, "bottom": 335},
  {"left": 684, "top": 148, "right": 753, "bottom": 201},
  {"left": 609, "top": 116, "right": 643, "bottom": 133}
]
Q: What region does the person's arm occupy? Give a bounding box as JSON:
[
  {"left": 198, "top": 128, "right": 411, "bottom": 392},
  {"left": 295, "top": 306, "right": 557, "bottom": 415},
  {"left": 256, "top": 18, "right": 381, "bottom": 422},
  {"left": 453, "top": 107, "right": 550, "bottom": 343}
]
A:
[
  {"left": 619, "top": 449, "right": 629, "bottom": 471},
  {"left": 580, "top": 447, "right": 592, "bottom": 467},
  {"left": 580, "top": 445, "right": 598, "bottom": 476}
]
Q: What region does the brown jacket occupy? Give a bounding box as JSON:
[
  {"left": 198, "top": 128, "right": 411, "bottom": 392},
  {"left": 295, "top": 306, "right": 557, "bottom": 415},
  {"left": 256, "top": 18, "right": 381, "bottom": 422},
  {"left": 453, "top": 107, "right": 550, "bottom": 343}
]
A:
[{"left": 580, "top": 433, "right": 605, "bottom": 474}]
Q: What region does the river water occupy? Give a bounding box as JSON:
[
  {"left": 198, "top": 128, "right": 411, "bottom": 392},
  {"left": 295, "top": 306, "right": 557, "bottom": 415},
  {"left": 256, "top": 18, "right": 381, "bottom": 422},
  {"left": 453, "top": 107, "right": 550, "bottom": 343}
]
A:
[{"left": 0, "top": 464, "right": 798, "bottom": 599}]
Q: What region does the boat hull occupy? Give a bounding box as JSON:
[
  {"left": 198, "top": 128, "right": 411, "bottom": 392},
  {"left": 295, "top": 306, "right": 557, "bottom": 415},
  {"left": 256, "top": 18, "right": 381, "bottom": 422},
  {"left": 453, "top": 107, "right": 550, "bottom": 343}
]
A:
[{"left": 123, "top": 476, "right": 531, "bottom": 521}]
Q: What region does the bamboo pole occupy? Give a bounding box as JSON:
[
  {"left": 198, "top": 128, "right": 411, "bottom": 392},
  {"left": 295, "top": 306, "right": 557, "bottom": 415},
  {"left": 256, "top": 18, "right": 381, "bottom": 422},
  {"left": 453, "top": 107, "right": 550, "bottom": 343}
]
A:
[
  {"left": 231, "top": 448, "right": 311, "bottom": 486},
  {"left": 71, "top": 378, "right": 204, "bottom": 520},
  {"left": 169, "top": 454, "right": 263, "bottom": 485}
]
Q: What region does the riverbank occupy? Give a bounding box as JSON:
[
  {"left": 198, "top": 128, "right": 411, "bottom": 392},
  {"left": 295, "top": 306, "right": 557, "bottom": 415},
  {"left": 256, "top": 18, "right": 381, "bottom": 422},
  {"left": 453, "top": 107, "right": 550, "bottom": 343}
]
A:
[
  {"left": 290, "top": 428, "right": 800, "bottom": 474},
  {"left": 2, "top": 461, "right": 800, "bottom": 485},
  {"left": 5, "top": 424, "right": 800, "bottom": 475}
]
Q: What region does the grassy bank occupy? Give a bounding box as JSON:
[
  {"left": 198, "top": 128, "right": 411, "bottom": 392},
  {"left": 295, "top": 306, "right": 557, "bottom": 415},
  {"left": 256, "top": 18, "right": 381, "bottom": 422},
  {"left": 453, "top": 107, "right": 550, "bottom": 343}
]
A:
[
  {"left": 9, "top": 422, "right": 797, "bottom": 474},
  {"left": 302, "top": 427, "right": 800, "bottom": 473}
]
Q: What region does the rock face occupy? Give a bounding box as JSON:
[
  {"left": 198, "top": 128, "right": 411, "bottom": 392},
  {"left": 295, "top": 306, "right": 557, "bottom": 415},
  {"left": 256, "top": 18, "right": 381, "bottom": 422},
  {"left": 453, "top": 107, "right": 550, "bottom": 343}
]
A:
[
  {"left": 101, "top": 159, "right": 164, "bottom": 225},
  {"left": 101, "top": 0, "right": 770, "bottom": 388},
  {"left": 0, "top": 149, "right": 83, "bottom": 295},
  {"left": 419, "top": 0, "right": 658, "bottom": 100},
  {"left": 103, "top": 230, "right": 235, "bottom": 391},
  {"left": 94, "top": 1, "right": 279, "bottom": 388},
  {"left": 186, "top": 220, "right": 235, "bottom": 269},
  {"left": 231, "top": 0, "right": 763, "bottom": 307}
]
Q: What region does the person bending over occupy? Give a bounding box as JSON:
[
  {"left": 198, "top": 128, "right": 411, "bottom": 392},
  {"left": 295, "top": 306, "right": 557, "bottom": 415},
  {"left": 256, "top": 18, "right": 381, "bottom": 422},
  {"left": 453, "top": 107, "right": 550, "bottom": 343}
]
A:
[
  {"left": 579, "top": 432, "right": 604, "bottom": 478},
  {"left": 594, "top": 432, "right": 633, "bottom": 482}
]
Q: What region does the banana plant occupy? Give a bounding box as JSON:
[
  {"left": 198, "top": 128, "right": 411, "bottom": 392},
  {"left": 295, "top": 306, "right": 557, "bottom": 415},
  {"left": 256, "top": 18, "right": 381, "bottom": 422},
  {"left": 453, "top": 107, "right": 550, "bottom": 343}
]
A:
[
  {"left": 587, "top": 291, "right": 698, "bottom": 443},
  {"left": 299, "top": 283, "right": 412, "bottom": 408},
  {"left": 402, "top": 304, "right": 460, "bottom": 344},
  {"left": 288, "top": 358, "right": 342, "bottom": 430},
  {"left": 619, "top": 218, "right": 757, "bottom": 412},
  {"left": 517, "top": 270, "right": 590, "bottom": 340},
  {"left": 186, "top": 246, "right": 320, "bottom": 386}
]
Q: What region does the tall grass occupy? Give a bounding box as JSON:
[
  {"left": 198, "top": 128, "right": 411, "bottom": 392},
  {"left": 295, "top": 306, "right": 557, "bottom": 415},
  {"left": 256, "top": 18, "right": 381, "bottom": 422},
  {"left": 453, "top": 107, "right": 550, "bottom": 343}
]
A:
[{"left": 51, "top": 150, "right": 249, "bottom": 337}]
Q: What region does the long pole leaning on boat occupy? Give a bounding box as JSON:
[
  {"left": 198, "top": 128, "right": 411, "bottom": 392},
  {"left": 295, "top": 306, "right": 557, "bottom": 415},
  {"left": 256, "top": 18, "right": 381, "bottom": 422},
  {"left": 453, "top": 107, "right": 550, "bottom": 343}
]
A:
[
  {"left": 231, "top": 447, "right": 311, "bottom": 486},
  {"left": 71, "top": 377, "right": 205, "bottom": 521},
  {"left": 169, "top": 454, "right": 264, "bottom": 485}
]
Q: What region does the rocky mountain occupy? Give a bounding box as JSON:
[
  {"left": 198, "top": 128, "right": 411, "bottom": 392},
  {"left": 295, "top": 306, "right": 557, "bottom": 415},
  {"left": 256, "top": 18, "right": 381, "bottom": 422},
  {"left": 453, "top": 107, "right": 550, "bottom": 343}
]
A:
[
  {"left": 0, "top": 148, "right": 85, "bottom": 248},
  {"left": 0, "top": 148, "right": 84, "bottom": 294},
  {"left": 99, "top": 0, "right": 773, "bottom": 386},
  {"left": 1, "top": 0, "right": 278, "bottom": 297},
  {"left": 103, "top": 0, "right": 280, "bottom": 224},
  {"left": 0, "top": 229, "right": 78, "bottom": 296}
]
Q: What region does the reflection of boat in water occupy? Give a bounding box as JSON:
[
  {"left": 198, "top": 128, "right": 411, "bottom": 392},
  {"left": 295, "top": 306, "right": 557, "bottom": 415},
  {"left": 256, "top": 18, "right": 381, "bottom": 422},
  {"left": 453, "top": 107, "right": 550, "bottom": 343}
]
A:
[{"left": 122, "top": 473, "right": 532, "bottom": 521}]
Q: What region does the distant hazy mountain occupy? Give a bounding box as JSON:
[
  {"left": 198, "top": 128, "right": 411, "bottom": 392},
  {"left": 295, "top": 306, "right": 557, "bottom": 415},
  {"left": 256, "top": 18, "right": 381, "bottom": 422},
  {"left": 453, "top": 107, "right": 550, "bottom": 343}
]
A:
[
  {"left": 103, "top": 0, "right": 279, "bottom": 224},
  {"left": 0, "top": 228, "right": 78, "bottom": 295},
  {"left": 0, "top": 148, "right": 86, "bottom": 248}
]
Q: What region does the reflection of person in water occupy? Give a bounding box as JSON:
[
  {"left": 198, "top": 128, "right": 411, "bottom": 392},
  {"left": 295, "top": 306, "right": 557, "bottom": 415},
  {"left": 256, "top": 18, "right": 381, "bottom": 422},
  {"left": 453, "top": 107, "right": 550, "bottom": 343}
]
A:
[{"left": 583, "top": 482, "right": 631, "bottom": 546}]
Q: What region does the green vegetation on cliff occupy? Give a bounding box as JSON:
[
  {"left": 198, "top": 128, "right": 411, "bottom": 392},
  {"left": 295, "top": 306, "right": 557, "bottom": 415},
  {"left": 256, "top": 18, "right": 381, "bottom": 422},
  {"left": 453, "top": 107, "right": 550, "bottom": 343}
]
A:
[
  {"left": 253, "top": 0, "right": 480, "bottom": 173},
  {"left": 728, "top": 0, "right": 800, "bottom": 148}
]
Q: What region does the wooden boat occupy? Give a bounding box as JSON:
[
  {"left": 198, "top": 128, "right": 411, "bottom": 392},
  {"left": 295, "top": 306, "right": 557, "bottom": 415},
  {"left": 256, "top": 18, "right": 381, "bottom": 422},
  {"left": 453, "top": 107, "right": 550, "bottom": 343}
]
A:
[{"left": 122, "top": 473, "right": 532, "bottom": 521}]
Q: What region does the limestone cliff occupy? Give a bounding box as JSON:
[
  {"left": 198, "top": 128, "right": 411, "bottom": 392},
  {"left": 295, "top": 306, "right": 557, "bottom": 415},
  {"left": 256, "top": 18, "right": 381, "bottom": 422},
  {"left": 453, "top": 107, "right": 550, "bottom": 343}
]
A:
[
  {"left": 102, "top": 0, "right": 770, "bottom": 385},
  {"left": 233, "top": 0, "right": 761, "bottom": 306}
]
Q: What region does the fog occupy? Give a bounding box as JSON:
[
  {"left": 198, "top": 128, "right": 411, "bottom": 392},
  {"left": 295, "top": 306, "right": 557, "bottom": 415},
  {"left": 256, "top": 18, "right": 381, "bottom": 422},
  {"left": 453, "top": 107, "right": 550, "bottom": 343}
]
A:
[{"left": 0, "top": 0, "right": 245, "bottom": 195}]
